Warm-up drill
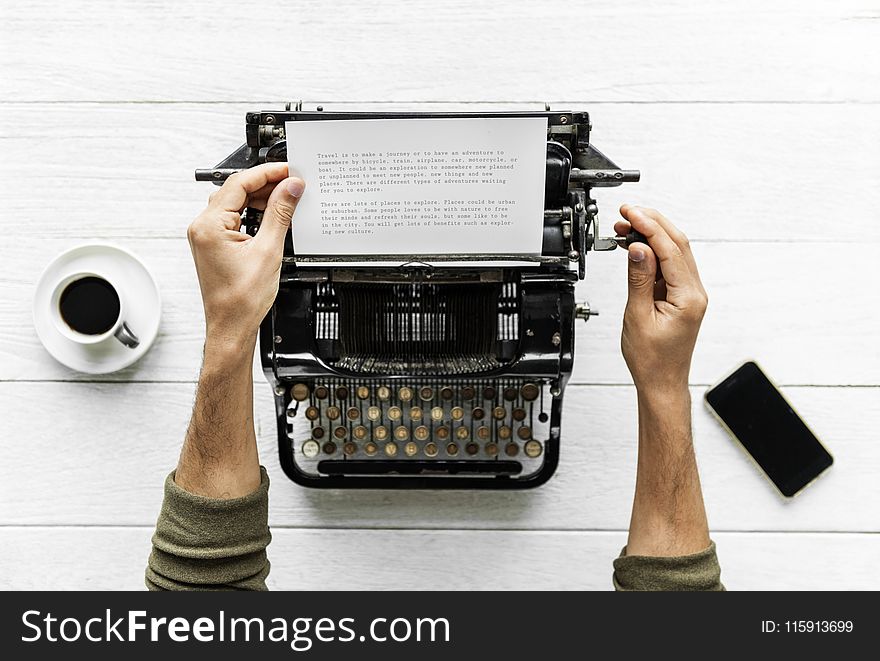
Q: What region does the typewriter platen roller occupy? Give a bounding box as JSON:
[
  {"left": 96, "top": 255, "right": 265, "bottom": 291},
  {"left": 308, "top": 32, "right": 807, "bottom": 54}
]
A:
[{"left": 197, "top": 105, "right": 638, "bottom": 489}]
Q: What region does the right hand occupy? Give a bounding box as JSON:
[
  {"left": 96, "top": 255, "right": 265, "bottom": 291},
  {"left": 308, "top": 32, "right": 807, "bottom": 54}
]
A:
[{"left": 615, "top": 205, "right": 708, "bottom": 394}]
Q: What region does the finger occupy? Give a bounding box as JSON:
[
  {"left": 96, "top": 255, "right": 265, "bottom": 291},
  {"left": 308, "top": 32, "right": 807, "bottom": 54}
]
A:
[
  {"left": 208, "top": 162, "right": 290, "bottom": 212},
  {"left": 625, "top": 242, "right": 658, "bottom": 320},
  {"left": 621, "top": 206, "right": 693, "bottom": 293},
  {"left": 613, "top": 219, "right": 632, "bottom": 237},
  {"left": 629, "top": 205, "right": 703, "bottom": 288},
  {"left": 254, "top": 177, "right": 305, "bottom": 251},
  {"left": 219, "top": 210, "right": 242, "bottom": 231}
]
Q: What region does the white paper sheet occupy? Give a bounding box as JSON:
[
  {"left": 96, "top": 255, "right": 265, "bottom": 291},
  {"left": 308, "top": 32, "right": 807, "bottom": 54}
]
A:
[{"left": 286, "top": 117, "right": 548, "bottom": 264}]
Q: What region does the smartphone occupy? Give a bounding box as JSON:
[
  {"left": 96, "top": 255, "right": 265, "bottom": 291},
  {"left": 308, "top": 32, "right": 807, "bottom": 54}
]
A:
[{"left": 704, "top": 361, "right": 833, "bottom": 498}]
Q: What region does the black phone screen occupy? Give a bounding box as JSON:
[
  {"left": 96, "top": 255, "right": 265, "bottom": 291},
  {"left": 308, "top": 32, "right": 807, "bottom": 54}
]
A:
[{"left": 705, "top": 361, "right": 833, "bottom": 497}]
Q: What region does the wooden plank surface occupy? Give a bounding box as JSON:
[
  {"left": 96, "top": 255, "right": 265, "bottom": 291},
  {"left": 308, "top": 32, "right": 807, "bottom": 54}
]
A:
[
  {"left": 1, "top": 382, "right": 875, "bottom": 532},
  {"left": 1, "top": 0, "right": 877, "bottom": 592},
  {"left": 3, "top": 238, "right": 877, "bottom": 386},
  {"left": 2, "top": 1, "right": 879, "bottom": 103},
  {"left": 0, "top": 527, "right": 875, "bottom": 591},
  {"left": 2, "top": 102, "right": 878, "bottom": 243}
]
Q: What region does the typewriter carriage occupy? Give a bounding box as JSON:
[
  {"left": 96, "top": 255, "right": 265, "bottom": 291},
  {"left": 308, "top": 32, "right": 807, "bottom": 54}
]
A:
[{"left": 197, "top": 107, "right": 638, "bottom": 489}]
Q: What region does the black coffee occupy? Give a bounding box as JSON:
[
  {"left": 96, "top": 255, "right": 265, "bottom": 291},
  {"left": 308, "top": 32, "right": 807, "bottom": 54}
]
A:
[{"left": 59, "top": 276, "right": 120, "bottom": 335}]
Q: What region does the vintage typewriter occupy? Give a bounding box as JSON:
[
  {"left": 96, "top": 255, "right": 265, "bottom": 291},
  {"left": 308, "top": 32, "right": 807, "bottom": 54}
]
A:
[{"left": 196, "top": 104, "right": 639, "bottom": 489}]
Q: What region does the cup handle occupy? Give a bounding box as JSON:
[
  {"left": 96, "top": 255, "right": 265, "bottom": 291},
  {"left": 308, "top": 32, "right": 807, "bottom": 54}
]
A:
[{"left": 114, "top": 321, "right": 140, "bottom": 349}]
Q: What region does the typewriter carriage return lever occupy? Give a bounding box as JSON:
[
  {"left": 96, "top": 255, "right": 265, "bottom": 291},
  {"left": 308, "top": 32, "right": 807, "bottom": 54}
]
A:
[{"left": 196, "top": 105, "right": 639, "bottom": 489}]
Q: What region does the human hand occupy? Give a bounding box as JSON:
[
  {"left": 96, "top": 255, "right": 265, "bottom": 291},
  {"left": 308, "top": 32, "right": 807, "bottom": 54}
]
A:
[
  {"left": 615, "top": 205, "right": 708, "bottom": 394},
  {"left": 187, "top": 162, "right": 305, "bottom": 349}
]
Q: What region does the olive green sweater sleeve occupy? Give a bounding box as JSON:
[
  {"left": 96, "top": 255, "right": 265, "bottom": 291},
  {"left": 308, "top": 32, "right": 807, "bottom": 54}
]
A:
[
  {"left": 613, "top": 541, "right": 724, "bottom": 591},
  {"left": 145, "top": 467, "right": 271, "bottom": 591}
]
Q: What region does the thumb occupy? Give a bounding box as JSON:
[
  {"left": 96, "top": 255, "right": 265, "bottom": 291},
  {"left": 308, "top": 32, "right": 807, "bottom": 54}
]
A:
[
  {"left": 625, "top": 243, "right": 658, "bottom": 317},
  {"left": 255, "top": 177, "right": 305, "bottom": 249}
]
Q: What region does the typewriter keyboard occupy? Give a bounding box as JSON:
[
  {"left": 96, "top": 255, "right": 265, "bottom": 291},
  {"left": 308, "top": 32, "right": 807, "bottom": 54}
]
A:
[{"left": 285, "top": 378, "right": 552, "bottom": 477}]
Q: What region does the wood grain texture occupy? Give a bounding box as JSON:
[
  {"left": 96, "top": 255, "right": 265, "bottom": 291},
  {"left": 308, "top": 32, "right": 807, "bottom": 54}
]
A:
[
  {"left": 0, "top": 527, "right": 875, "bottom": 590},
  {"left": 3, "top": 238, "right": 877, "bottom": 386},
  {"left": 1, "top": 0, "right": 878, "bottom": 591},
  {"left": 2, "top": 1, "right": 879, "bottom": 102},
  {"left": 1, "top": 382, "right": 876, "bottom": 532},
  {"left": 2, "top": 102, "right": 878, "bottom": 243}
]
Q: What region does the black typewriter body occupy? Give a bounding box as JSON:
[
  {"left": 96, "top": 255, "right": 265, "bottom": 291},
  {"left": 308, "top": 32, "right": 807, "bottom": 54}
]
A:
[{"left": 197, "top": 106, "right": 638, "bottom": 489}]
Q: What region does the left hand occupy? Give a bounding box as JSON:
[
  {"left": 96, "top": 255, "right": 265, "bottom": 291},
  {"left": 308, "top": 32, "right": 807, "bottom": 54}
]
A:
[{"left": 186, "top": 162, "right": 305, "bottom": 348}]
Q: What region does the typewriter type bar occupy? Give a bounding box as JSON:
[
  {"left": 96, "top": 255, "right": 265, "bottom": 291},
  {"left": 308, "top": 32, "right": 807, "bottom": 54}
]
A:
[{"left": 197, "top": 105, "right": 638, "bottom": 489}]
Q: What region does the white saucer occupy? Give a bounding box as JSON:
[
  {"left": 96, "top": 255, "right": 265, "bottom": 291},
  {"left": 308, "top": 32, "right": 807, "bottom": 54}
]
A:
[{"left": 33, "top": 243, "right": 162, "bottom": 374}]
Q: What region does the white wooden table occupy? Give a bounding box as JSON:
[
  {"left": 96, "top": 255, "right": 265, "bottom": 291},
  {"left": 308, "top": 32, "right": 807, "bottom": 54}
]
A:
[{"left": 1, "top": 0, "right": 878, "bottom": 590}]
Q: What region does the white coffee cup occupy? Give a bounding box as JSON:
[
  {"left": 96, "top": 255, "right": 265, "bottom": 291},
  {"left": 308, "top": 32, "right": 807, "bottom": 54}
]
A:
[{"left": 49, "top": 271, "right": 140, "bottom": 348}]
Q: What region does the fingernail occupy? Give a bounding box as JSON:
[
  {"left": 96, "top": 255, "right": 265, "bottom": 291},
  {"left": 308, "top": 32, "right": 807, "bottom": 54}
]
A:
[
  {"left": 286, "top": 178, "right": 305, "bottom": 198},
  {"left": 628, "top": 247, "right": 645, "bottom": 263}
]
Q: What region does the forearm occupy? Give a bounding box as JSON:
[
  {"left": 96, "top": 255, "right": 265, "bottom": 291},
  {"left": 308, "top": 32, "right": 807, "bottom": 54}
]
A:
[
  {"left": 626, "top": 387, "right": 710, "bottom": 556},
  {"left": 175, "top": 331, "right": 261, "bottom": 499},
  {"left": 146, "top": 331, "right": 271, "bottom": 591}
]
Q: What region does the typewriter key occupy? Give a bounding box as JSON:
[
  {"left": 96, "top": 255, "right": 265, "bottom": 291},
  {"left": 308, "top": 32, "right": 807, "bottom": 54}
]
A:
[
  {"left": 461, "top": 386, "right": 476, "bottom": 401},
  {"left": 291, "top": 383, "right": 310, "bottom": 401},
  {"left": 456, "top": 426, "right": 469, "bottom": 440},
  {"left": 322, "top": 441, "right": 337, "bottom": 455},
  {"left": 435, "top": 426, "right": 450, "bottom": 440},
  {"left": 353, "top": 425, "right": 368, "bottom": 440},
  {"left": 374, "top": 425, "right": 389, "bottom": 441},
  {"left": 524, "top": 440, "right": 543, "bottom": 458},
  {"left": 326, "top": 406, "right": 341, "bottom": 420},
  {"left": 505, "top": 442, "right": 520, "bottom": 457},
  {"left": 286, "top": 408, "right": 296, "bottom": 418},
  {"left": 503, "top": 386, "right": 518, "bottom": 402},
  {"left": 410, "top": 406, "right": 423, "bottom": 421},
  {"left": 440, "top": 386, "right": 454, "bottom": 401},
  {"left": 485, "top": 442, "right": 499, "bottom": 457},
  {"left": 476, "top": 426, "right": 490, "bottom": 440},
  {"left": 305, "top": 406, "right": 320, "bottom": 421},
  {"left": 367, "top": 406, "right": 381, "bottom": 421},
  {"left": 398, "top": 386, "right": 414, "bottom": 402},
  {"left": 311, "top": 426, "right": 325, "bottom": 440},
  {"left": 492, "top": 406, "right": 507, "bottom": 420},
  {"left": 356, "top": 385, "right": 371, "bottom": 400},
  {"left": 430, "top": 406, "right": 444, "bottom": 421},
  {"left": 450, "top": 406, "right": 464, "bottom": 421},
  {"left": 314, "top": 385, "right": 329, "bottom": 400},
  {"left": 404, "top": 441, "right": 418, "bottom": 457},
  {"left": 446, "top": 443, "right": 459, "bottom": 456},
  {"left": 482, "top": 386, "right": 497, "bottom": 400},
  {"left": 512, "top": 408, "right": 527, "bottom": 422},
  {"left": 377, "top": 386, "right": 391, "bottom": 401},
  {"left": 364, "top": 441, "right": 378, "bottom": 456},
  {"left": 384, "top": 442, "right": 398, "bottom": 457},
  {"left": 301, "top": 440, "right": 320, "bottom": 458},
  {"left": 335, "top": 386, "right": 349, "bottom": 400},
  {"left": 414, "top": 425, "right": 430, "bottom": 441},
  {"left": 538, "top": 412, "right": 549, "bottom": 423},
  {"left": 388, "top": 406, "right": 402, "bottom": 421},
  {"left": 343, "top": 442, "right": 357, "bottom": 456},
  {"left": 334, "top": 426, "right": 348, "bottom": 440},
  {"left": 465, "top": 442, "right": 479, "bottom": 456},
  {"left": 517, "top": 425, "right": 532, "bottom": 440},
  {"left": 520, "top": 383, "right": 540, "bottom": 401},
  {"left": 346, "top": 407, "right": 360, "bottom": 421},
  {"left": 424, "top": 442, "right": 439, "bottom": 457},
  {"left": 394, "top": 426, "right": 409, "bottom": 441},
  {"left": 419, "top": 386, "right": 434, "bottom": 401},
  {"left": 498, "top": 425, "right": 512, "bottom": 440},
  {"left": 472, "top": 407, "right": 485, "bottom": 420}
]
